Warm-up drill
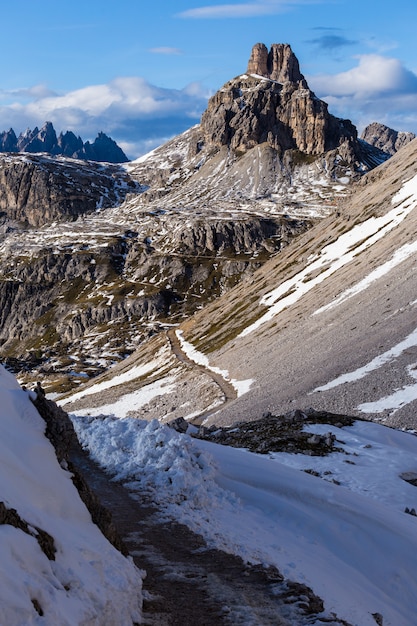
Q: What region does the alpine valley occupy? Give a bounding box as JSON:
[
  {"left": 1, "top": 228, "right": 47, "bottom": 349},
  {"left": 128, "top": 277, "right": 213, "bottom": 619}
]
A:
[{"left": 2, "top": 43, "right": 417, "bottom": 626}]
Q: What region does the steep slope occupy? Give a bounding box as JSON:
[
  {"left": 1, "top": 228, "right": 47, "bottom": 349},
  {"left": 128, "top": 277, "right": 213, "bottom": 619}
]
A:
[
  {"left": 69, "top": 138, "right": 417, "bottom": 432},
  {"left": 0, "top": 365, "right": 143, "bottom": 625},
  {"left": 178, "top": 137, "right": 417, "bottom": 429}
]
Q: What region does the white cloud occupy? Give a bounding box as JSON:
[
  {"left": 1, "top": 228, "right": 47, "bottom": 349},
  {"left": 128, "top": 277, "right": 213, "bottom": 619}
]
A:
[
  {"left": 177, "top": 1, "right": 302, "bottom": 19},
  {"left": 0, "top": 77, "right": 211, "bottom": 159},
  {"left": 149, "top": 47, "right": 182, "bottom": 55},
  {"left": 310, "top": 54, "right": 417, "bottom": 98},
  {"left": 308, "top": 54, "right": 417, "bottom": 134},
  {"left": 1, "top": 84, "right": 58, "bottom": 102}
]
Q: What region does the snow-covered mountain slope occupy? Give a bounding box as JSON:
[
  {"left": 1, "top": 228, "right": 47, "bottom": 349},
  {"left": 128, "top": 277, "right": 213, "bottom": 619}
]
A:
[
  {"left": 63, "top": 138, "right": 417, "bottom": 431},
  {"left": 61, "top": 365, "right": 417, "bottom": 625},
  {"left": 0, "top": 365, "right": 143, "bottom": 625},
  {"left": 176, "top": 136, "right": 417, "bottom": 430}
]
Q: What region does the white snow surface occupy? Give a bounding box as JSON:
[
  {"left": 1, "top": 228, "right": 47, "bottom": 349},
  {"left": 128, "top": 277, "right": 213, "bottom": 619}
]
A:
[
  {"left": 64, "top": 344, "right": 169, "bottom": 404},
  {"left": 0, "top": 365, "right": 143, "bottom": 626},
  {"left": 70, "top": 401, "right": 417, "bottom": 626}
]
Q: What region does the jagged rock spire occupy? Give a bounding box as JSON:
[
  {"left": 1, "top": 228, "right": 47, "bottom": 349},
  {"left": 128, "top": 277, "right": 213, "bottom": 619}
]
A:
[
  {"left": 201, "top": 42, "right": 358, "bottom": 156},
  {"left": 246, "top": 43, "right": 304, "bottom": 83}
]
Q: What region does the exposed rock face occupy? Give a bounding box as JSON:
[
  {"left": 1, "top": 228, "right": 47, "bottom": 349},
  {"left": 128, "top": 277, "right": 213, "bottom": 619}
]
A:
[
  {"left": 0, "top": 153, "right": 139, "bottom": 226},
  {"left": 32, "top": 389, "right": 128, "bottom": 554},
  {"left": 0, "top": 122, "right": 128, "bottom": 163},
  {"left": 201, "top": 42, "right": 359, "bottom": 157},
  {"left": 193, "top": 409, "right": 355, "bottom": 455},
  {"left": 246, "top": 42, "right": 304, "bottom": 83},
  {"left": 83, "top": 131, "right": 128, "bottom": 163},
  {"left": 0, "top": 214, "right": 309, "bottom": 373},
  {"left": 361, "top": 122, "right": 416, "bottom": 156}
]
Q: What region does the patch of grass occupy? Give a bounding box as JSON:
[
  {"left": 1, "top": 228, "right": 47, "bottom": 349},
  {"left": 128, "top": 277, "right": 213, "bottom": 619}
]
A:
[{"left": 288, "top": 150, "right": 318, "bottom": 166}]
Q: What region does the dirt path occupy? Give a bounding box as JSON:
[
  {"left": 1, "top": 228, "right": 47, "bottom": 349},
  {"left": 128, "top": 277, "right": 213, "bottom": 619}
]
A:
[
  {"left": 70, "top": 445, "right": 339, "bottom": 626},
  {"left": 166, "top": 328, "right": 237, "bottom": 426}
]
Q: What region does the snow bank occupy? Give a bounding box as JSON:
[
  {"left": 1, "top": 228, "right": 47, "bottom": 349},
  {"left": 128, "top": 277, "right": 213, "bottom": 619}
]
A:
[
  {"left": 71, "top": 415, "right": 238, "bottom": 516},
  {"left": 71, "top": 410, "right": 417, "bottom": 626},
  {"left": 0, "top": 365, "right": 143, "bottom": 625}
]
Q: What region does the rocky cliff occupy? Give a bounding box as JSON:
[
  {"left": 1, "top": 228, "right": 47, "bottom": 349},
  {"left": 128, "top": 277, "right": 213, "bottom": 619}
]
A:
[
  {"left": 0, "top": 153, "right": 139, "bottom": 227},
  {"left": 0, "top": 121, "right": 128, "bottom": 163},
  {"left": 361, "top": 122, "right": 416, "bottom": 156},
  {"left": 201, "top": 43, "right": 360, "bottom": 158}
]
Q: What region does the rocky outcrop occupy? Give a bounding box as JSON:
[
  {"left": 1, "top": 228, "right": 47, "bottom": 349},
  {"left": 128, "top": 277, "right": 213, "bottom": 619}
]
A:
[
  {"left": 0, "top": 153, "right": 139, "bottom": 226},
  {"left": 361, "top": 122, "right": 416, "bottom": 156},
  {"left": 0, "top": 501, "right": 56, "bottom": 561},
  {"left": 193, "top": 409, "right": 355, "bottom": 455},
  {"left": 0, "top": 213, "right": 310, "bottom": 387},
  {"left": 32, "top": 388, "right": 128, "bottom": 555},
  {"left": 246, "top": 42, "right": 304, "bottom": 83},
  {"left": 201, "top": 43, "right": 359, "bottom": 157},
  {"left": 0, "top": 122, "right": 128, "bottom": 163}
]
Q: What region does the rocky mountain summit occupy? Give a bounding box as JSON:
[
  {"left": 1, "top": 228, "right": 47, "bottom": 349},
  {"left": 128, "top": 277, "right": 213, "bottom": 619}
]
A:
[
  {"left": 0, "top": 121, "right": 128, "bottom": 163},
  {"left": 129, "top": 43, "right": 387, "bottom": 214},
  {"left": 202, "top": 42, "right": 358, "bottom": 157},
  {"left": 361, "top": 121, "right": 416, "bottom": 156}
]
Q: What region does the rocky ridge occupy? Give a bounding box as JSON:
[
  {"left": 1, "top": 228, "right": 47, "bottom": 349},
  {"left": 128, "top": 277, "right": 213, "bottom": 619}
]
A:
[
  {"left": 0, "top": 152, "right": 140, "bottom": 227},
  {"left": 361, "top": 122, "right": 416, "bottom": 156},
  {"left": 0, "top": 121, "right": 128, "bottom": 163}
]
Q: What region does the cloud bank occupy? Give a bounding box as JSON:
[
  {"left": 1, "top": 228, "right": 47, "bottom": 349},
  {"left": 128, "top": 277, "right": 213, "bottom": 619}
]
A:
[
  {"left": 308, "top": 53, "right": 417, "bottom": 132},
  {"left": 0, "top": 77, "right": 211, "bottom": 159}
]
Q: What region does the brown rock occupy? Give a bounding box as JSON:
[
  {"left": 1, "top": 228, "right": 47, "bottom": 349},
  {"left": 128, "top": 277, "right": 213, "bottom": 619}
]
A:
[
  {"left": 361, "top": 122, "right": 416, "bottom": 156},
  {"left": 201, "top": 43, "right": 357, "bottom": 156},
  {"left": 247, "top": 42, "right": 304, "bottom": 83}
]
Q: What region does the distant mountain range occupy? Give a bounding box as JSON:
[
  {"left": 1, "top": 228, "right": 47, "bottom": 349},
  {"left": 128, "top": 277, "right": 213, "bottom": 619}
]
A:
[{"left": 0, "top": 121, "right": 128, "bottom": 163}]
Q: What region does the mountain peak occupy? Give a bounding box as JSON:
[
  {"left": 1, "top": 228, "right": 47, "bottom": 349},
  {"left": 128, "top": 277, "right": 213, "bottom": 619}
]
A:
[
  {"left": 201, "top": 41, "right": 359, "bottom": 158},
  {"left": 246, "top": 42, "right": 305, "bottom": 84},
  {"left": 361, "top": 122, "right": 416, "bottom": 156},
  {"left": 0, "top": 122, "right": 128, "bottom": 163}
]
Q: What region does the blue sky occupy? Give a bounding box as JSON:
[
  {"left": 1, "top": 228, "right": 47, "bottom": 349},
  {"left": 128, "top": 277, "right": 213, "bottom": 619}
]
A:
[{"left": 0, "top": 0, "right": 416, "bottom": 158}]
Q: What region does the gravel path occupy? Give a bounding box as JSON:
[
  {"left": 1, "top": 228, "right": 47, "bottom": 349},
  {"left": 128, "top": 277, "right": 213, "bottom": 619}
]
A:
[{"left": 166, "top": 329, "right": 237, "bottom": 425}]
